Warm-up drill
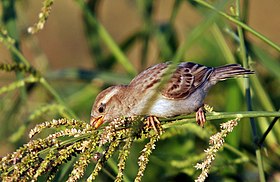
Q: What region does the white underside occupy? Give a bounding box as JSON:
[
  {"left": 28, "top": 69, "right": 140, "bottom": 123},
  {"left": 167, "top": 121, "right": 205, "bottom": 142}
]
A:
[{"left": 130, "top": 87, "right": 206, "bottom": 117}]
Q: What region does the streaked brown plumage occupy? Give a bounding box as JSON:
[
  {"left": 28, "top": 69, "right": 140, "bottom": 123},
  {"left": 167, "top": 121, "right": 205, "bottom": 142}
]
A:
[{"left": 90, "top": 62, "right": 254, "bottom": 129}]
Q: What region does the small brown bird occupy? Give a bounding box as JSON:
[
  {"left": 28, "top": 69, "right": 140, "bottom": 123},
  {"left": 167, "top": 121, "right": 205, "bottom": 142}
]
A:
[{"left": 90, "top": 62, "right": 253, "bottom": 130}]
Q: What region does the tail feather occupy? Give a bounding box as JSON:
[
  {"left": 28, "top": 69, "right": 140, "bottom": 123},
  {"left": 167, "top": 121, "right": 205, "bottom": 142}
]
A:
[{"left": 211, "top": 64, "right": 254, "bottom": 81}]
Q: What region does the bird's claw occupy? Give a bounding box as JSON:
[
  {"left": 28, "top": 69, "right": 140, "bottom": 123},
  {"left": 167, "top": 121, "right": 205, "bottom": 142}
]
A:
[
  {"left": 145, "top": 116, "right": 162, "bottom": 134},
  {"left": 196, "top": 107, "right": 206, "bottom": 127}
]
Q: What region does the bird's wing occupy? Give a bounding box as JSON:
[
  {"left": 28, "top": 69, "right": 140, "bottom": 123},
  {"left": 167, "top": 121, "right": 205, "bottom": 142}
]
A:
[
  {"left": 162, "top": 62, "right": 214, "bottom": 99},
  {"left": 129, "top": 62, "right": 214, "bottom": 99},
  {"left": 129, "top": 62, "right": 168, "bottom": 92}
]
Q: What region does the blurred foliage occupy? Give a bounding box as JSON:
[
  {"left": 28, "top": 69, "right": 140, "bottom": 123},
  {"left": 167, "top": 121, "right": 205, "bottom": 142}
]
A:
[{"left": 0, "top": 0, "right": 280, "bottom": 181}]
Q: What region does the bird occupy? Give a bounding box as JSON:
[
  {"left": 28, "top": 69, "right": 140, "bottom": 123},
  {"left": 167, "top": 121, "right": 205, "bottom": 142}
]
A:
[{"left": 90, "top": 62, "right": 254, "bottom": 131}]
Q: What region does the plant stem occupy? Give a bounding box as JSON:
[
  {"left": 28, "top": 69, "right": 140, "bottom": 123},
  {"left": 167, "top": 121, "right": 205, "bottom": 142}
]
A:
[
  {"left": 40, "top": 78, "right": 77, "bottom": 119},
  {"left": 221, "top": 26, "right": 280, "bottom": 147},
  {"left": 162, "top": 111, "right": 280, "bottom": 128},
  {"left": 174, "top": 0, "right": 228, "bottom": 62},
  {"left": 258, "top": 115, "right": 280, "bottom": 147},
  {"left": 193, "top": 0, "right": 280, "bottom": 52},
  {"left": 235, "top": 0, "right": 258, "bottom": 142},
  {"left": 76, "top": 0, "right": 137, "bottom": 76},
  {"left": 256, "top": 149, "right": 266, "bottom": 181},
  {"left": 1, "top": 0, "right": 28, "bottom": 101},
  {"left": 236, "top": 1, "right": 265, "bottom": 181}
]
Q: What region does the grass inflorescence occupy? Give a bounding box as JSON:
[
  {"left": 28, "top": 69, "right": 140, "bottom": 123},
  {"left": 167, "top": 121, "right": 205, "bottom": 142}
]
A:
[
  {"left": 0, "top": 63, "right": 40, "bottom": 77},
  {"left": 0, "top": 117, "right": 164, "bottom": 181},
  {"left": 27, "top": 0, "right": 54, "bottom": 34},
  {"left": 195, "top": 118, "right": 239, "bottom": 182}
]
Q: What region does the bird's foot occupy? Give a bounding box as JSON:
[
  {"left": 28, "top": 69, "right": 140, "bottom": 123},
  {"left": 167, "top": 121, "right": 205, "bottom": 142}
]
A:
[
  {"left": 196, "top": 106, "right": 206, "bottom": 127},
  {"left": 145, "top": 116, "right": 163, "bottom": 134}
]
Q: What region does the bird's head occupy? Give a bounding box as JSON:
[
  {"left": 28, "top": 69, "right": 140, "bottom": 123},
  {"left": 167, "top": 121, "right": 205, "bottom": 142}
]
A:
[{"left": 90, "top": 85, "right": 126, "bottom": 129}]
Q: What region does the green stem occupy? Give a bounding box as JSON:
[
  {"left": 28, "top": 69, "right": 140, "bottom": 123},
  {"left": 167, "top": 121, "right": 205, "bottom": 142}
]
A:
[
  {"left": 0, "top": 24, "right": 77, "bottom": 120},
  {"left": 256, "top": 149, "right": 266, "bottom": 182},
  {"left": 107, "top": 159, "right": 131, "bottom": 182},
  {"left": 235, "top": 1, "right": 265, "bottom": 181},
  {"left": 40, "top": 78, "right": 77, "bottom": 119},
  {"left": 8, "top": 44, "right": 30, "bottom": 66},
  {"left": 1, "top": 0, "right": 28, "bottom": 101},
  {"left": 162, "top": 111, "right": 280, "bottom": 128},
  {"left": 235, "top": 0, "right": 258, "bottom": 142},
  {"left": 174, "top": 0, "right": 228, "bottom": 62},
  {"left": 224, "top": 144, "right": 250, "bottom": 162},
  {"left": 76, "top": 0, "right": 137, "bottom": 76},
  {"left": 194, "top": 0, "right": 280, "bottom": 52},
  {"left": 218, "top": 25, "right": 280, "bottom": 146}
]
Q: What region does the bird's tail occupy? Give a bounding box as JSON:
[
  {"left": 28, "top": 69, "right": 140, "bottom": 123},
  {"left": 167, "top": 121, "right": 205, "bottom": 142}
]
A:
[{"left": 210, "top": 64, "right": 254, "bottom": 82}]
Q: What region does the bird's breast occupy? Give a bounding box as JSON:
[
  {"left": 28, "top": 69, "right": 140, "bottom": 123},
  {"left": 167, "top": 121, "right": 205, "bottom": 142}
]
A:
[{"left": 130, "top": 88, "right": 206, "bottom": 117}]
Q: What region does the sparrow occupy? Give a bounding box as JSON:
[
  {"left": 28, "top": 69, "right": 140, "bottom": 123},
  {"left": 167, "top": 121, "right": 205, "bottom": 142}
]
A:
[{"left": 90, "top": 62, "right": 254, "bottom": 131}]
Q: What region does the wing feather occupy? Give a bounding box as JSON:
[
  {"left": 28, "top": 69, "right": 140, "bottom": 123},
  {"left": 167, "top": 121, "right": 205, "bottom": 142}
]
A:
[
  {"left": 129, "top": 62, "right": 214, "bottom": 99},
  {"left": 129, "top": 63, "right": 168, "bottom": 92},
  {"left": 162, "top": 62, "right": 214, "bottom": 99}
]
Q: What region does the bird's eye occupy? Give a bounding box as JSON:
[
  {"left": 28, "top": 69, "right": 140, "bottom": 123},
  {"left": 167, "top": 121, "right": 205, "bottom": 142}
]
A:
[{"left": 98, "top": 103, "right": 106, "bottom": 113}]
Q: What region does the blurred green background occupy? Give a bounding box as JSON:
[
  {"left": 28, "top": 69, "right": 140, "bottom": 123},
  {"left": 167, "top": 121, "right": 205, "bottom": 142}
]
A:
[{"left": 0, "top": 0, "right": 280, "bottom": 181}]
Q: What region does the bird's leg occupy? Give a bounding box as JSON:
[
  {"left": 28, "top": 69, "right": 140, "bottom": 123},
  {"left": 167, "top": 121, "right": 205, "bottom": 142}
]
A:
[
  {"left": 196, "top": 106, "right": 206, "bottom": 127},
  {"left": 145, "top": 116, "right": 161, "bottom": 133}
]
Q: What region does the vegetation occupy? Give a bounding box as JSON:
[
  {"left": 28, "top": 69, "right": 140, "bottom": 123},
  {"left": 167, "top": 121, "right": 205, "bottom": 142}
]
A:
[{"left": 0, "top": 0, "right": 279, "bottom": 181}]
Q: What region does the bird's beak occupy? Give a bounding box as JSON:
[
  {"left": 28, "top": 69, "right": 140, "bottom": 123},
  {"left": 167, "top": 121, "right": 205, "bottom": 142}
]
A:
[{"left": 90, "top": 115, "right": 105, "bottom": 129}]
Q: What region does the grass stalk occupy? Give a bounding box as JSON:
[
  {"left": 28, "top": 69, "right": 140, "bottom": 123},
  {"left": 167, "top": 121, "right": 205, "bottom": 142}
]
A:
[
  {"left": 76, "top": 0, "right": 137, "bottom": 76},
  {"left": 213, "top": 25, "right": 279, "bottom": 147},
  {"left": 174, "top": 0, "right": 228, "bottom": 62},
  {"left": 193, "top": 0, "right": 280, "bottom": 52},
  {"left": 235, "top": 1, "right": 265, "bottom": 181},
  {"left": 162, "top": 111, "right": 280, "bottom": 128},
  {"left": 1, "top": 0, "right": 28, "bottom": 101},
  {"left": 258, "top": 114, "right": 280, "bottom": 147},
  {"left": 39, "top": 78, "right": 78, "bottom": 119}
]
